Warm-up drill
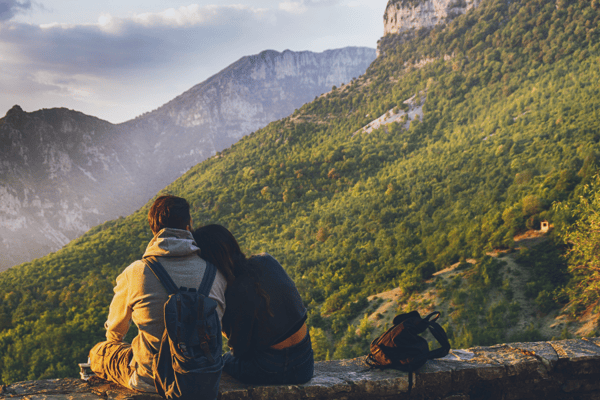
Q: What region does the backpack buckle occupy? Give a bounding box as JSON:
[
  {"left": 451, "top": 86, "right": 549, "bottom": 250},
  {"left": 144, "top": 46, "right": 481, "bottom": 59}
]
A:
[{"left": 178, "top": 342, "right": 190, "bottom": 356}]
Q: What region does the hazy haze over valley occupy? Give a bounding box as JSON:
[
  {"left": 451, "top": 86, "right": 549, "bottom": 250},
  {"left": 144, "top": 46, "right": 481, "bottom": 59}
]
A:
[
  {"left": 0, "top": 47, "right": 376, "bottom": 271},
  {"left": 0, "top": 0, "right": 385, "bottom": 271}
]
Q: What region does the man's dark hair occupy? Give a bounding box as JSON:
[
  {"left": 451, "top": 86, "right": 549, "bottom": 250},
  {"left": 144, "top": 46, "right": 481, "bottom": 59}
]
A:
[{"left": 148, "top": 195, "right": 191, "bottom": 234}]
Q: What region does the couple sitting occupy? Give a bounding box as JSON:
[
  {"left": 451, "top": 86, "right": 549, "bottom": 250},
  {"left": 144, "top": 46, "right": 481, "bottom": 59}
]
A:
[{"left": 89, "top": 195, "right": 314, "bottom": 393}]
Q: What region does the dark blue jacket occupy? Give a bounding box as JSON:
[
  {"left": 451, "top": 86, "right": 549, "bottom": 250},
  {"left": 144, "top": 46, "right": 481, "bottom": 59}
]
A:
[{"left": 221, "top": 254, "right": 306, "bottom": 358}]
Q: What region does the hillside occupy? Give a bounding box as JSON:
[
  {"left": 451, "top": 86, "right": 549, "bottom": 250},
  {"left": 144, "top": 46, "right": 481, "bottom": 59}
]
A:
[
  {"left": 118, "top": 47, "right": 377, "bottom": 192},
  {"left": 1, "top": 0, "right": 599, "bottom": 385},
  {"left": 352, "top": 233, "right": 575, "bottom": 361},
  {"left": 0, "top": 47, "right": 375, "bottom": 271}
]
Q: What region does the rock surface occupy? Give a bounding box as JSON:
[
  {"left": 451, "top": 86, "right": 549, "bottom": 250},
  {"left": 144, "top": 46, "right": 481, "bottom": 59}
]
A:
[
  {"left": 355, "top": 91, "right": 425, "bottom": 135},
  {"left": 0, "top": 106, "right": 140, "bottom": 270},
  {"left": 383, "top": 0, "right": 481, "bottom": 36},
  {"left": 5, "top": 338, "right": 600, "bottom": 400}
]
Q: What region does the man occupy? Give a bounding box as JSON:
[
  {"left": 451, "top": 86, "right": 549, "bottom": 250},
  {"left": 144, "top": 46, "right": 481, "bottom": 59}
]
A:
[{"left": 89, "top": 195, "right": 227, "bottom": 392}]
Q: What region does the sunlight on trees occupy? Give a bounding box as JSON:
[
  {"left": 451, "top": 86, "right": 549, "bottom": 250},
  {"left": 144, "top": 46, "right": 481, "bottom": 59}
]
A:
[{"left": 557, "top": 176, "right": 600, "bottom": 313}]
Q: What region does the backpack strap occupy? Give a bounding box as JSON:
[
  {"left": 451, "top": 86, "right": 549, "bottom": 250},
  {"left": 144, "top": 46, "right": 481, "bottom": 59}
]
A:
[
  {"left": 424, "top": 311, "right": 441, "bottom": 323},
  {"left": 399, "top": 318, "right": 449, "bottom": 395},
  {"left": 198, "top": 261, "right": 217, "bottom": 297},
  {"left": 142, "top": 256, "right": 218, "bottom": 297},
  {"left": 427, "top": 321, "right": 451, "bottom": 360},
  {"left": 196, "top": 259, "right": 218, "bottom": 363},
  {"left": 404, "top": 317, "right": 451, "bottom": 368},
  {"left": 142, "top": 256, "right": 178, "bottom": 295},
  {"left": 392, "top": 310, "right": 421, "bottom": 325},
  {"left": 365, "top": 353, "right": 384, "bottom": 368}
]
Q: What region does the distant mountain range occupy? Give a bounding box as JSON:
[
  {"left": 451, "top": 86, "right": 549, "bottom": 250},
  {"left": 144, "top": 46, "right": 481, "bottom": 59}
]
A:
[{"left": 0, "top": 47, "right": 376, "bottom": 271}]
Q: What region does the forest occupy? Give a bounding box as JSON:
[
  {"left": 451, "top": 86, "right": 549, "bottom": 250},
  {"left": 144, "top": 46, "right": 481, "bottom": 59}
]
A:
[{"left": 0, "top": 0, "right": 599, "bottom": 385}]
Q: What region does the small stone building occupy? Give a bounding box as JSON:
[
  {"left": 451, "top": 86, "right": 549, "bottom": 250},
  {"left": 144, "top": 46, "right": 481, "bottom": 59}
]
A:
[{"left": 541, "top": 220, "right": 550, "bottom": 233}]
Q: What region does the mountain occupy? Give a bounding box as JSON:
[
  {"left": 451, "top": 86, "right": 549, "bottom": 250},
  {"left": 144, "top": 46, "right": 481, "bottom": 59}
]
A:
[
  {"left": 0, "top": 106, "right": 141, "bottom": 269},
  {"left": 0, "top": 47, "right": 376, "bottom": 271},
  {"left": 119, "top": 47, "right": 378, "bottom": 191},
  {"left": 1, "top": 0, "right": 599, "bottom": 386}
]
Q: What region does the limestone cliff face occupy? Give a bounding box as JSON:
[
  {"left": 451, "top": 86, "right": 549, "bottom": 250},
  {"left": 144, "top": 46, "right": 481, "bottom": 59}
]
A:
[
  {"left": 383, "top": 0, "right": 480, "bottom": 35},
  {"left": 121, "top": 47, "right": 377, "bottom": 186}
]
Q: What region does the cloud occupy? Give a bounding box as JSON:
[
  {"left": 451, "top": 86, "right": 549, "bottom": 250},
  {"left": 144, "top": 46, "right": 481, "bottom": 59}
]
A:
[
  {"left": 278, "top": 2, "right": 307, "bottom": 14},
  {"left": 38, "top": 4, "right": 269, "bottom": 33},
  {"left": 0, "top": 4, "right": 282, "bottom": 122},
  {"left": 131, "top": 4, "right": 264, "bottom": 28},
  {"left": 0, "top": 1, "right": 382, "bottom": 123},
  {"left": 279, "top": 0, "right": 338, "bottom": 14},
  {"left": 0, "top": 0, "right": 32, "bottom": 21},
  {"left": 0, "top": 5, "right": 271, "bottom": 76}
]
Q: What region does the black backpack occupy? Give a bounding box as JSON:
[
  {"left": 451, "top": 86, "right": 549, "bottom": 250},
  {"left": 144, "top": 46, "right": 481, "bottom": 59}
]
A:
[
  {"left": 365, "top": 311, "right": 450, "bottom": 392},
  {"left": 143, "top": 256, "right": 224, "bottom": 400}
]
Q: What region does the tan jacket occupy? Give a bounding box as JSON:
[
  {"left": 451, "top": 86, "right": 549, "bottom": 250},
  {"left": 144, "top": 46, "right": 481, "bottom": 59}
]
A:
[{"left": 104, "top": 228, "right": 227, "bottom": 386}]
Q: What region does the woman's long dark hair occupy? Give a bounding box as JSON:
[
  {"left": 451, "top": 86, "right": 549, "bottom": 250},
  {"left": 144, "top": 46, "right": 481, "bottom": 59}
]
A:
[{"left": 192, "top": 224, "right": 273, "bottom": 317}]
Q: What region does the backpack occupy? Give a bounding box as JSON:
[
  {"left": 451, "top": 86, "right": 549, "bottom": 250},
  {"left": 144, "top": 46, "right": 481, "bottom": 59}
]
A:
[
  {"left": 142, "top": 256, "right": 224, "bottom": 400},
  {"left": 365, "top": 311, "right": 450, "bottom": 392}
]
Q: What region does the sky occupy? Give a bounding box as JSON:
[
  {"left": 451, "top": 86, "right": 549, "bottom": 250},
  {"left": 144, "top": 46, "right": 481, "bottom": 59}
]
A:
[{"left": 0, "top": 0, "right": 388, "bottom": 123}]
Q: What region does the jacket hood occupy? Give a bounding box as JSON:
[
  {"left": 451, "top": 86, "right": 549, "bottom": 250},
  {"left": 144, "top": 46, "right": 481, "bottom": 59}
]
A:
[{"left": 143, "top": 228, "right": 200, "bottom": 258}]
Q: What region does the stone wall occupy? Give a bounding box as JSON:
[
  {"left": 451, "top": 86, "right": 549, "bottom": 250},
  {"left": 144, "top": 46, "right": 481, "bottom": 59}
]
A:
[{"left": 4, "top": 338, "right": 600, "bottom": 400}]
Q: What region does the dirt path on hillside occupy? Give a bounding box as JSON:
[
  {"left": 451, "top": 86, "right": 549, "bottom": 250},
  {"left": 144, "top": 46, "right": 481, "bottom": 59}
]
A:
[{"left": 356, "top": 230, "right": 590, "bottom": 342}]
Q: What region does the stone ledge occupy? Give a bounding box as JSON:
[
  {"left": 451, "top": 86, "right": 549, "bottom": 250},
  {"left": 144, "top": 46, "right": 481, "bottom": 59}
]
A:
[{"left": 4, "top": 338, "right": 600, "bottom": 400}]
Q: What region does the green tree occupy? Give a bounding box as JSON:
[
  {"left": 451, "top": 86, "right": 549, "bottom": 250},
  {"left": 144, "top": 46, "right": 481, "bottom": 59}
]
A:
[
  {"left": 557, "top": 176, "right": 600, "bottom": 311},
  {"left": 310, "top": 327, "right": 332, "bottom": 361}
]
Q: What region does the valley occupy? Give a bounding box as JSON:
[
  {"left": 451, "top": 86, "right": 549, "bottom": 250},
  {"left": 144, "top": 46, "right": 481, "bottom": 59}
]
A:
[
  {"left": 0, "top": 47, "right": 376, "bottom": 271},
  {"left": 0, "top": 0, "right": 599, "bottom": 386}
]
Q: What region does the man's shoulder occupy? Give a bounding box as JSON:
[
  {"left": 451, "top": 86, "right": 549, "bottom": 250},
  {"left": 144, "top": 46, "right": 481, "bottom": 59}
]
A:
[
  {"left": 118, "top": 259, "right": 149, "bottom": 279},
  {"left": 128, "top": 258, "right": 149, "bottom": 270}
]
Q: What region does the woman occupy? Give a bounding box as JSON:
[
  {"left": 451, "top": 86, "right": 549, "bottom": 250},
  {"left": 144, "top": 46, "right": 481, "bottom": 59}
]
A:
[{"left": 192, "top": 224, "right": 314, "bottom": 385}]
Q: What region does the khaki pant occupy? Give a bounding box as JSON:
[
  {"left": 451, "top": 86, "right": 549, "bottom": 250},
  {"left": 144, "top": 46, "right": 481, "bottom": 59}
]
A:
[{"left": 89, "top": 341, "right": 136, "bottom": 389}]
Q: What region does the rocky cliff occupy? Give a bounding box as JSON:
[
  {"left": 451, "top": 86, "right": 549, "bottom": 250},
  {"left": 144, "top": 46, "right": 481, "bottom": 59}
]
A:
[
  {"left": 0, "top": 47, "right": 376, "bottom": 271},
  {"left": 383, "top": 0, "right": 481, "bottom": 35},
  {"left": 0, "top": 106, "right": 142, "bottom": 270},
  {"left": 119, "top": 47, "right": 376, "bottom": 187}
]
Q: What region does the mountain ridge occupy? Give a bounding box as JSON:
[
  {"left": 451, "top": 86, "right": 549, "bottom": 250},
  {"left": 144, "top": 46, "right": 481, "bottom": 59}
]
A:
[
  {"left": 0, "top": 46, "right": 376, "bottom": 271},
  {"left": 119, "top": 46, "right": 377, "bottom": 180},
  {"left": 0, "top": 105, "right": 139, "bottom": 269}
]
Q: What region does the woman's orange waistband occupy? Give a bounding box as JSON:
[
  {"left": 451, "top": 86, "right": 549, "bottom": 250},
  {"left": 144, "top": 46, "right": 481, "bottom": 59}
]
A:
[{"left": 270, "top": 323, "right": 307, "bottom": 350}]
